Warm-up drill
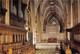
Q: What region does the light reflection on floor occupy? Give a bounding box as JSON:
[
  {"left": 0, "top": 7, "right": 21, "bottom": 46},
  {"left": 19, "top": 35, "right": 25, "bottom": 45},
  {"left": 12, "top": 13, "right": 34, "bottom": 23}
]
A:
[{"left": 35, "top": 49, "right": 60, "bottom": 54}]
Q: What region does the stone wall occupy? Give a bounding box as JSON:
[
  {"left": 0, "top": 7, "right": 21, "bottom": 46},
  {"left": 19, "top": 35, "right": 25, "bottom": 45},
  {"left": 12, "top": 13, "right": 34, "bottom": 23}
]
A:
[
  {"left": 36, "top": 25, "right": 66, "bottom": 43},
  {"left": 41, "top": 33, "right": 65, "bottom": 41}
]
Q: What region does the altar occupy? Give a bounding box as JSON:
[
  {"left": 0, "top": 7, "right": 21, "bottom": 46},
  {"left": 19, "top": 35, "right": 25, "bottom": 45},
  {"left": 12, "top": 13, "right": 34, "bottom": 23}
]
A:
[
  {"left": 35, "top": 24, "right": 63, "bottom": 50},
  {"left": 36, "top": 43, "right": 60, "bottom": 49}
]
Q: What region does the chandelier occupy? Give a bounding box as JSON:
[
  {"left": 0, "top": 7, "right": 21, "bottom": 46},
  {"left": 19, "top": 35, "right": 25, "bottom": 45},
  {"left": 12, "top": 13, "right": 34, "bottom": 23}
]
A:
[{"left": 49, "top": 0, "right": 55, "bottom": 13}]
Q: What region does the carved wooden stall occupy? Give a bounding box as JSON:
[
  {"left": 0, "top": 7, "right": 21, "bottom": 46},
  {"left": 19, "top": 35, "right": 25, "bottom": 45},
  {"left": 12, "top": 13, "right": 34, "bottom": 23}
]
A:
[
  {"left": 70, "top": 23, "right": 80, "bottom": 53},
  {"left": 0, "top": 0, "right": 35, "bottom": 54},
  {"left": 0, "top": 24, "right": 35, "bottom": 54},
  {"left": 66, "top": 23, "right": 80, "bottom": 53}
]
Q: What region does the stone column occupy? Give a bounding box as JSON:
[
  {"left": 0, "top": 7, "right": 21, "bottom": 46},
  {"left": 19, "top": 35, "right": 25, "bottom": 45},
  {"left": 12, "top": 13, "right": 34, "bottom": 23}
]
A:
[
  {"left": 31, "top": 2, "right": 37, "bottom": 44},
  {"left": 5, "top": 0, "right": 10, "bottom": 25},
  {"left": 78, "top": 0, "right": 80, "bottom": 23},
  {"left": 25, "top": 10, "right": 29, "bottom": 41},
  {"left": 73, "top": 0, "right": 78, "bottom": 26},
  {"left": 71, "top": 0, "right": 73, "bottom": 27},
  {"left": 67, "top": 0, "right": 71, "bottom": 29},
  {"left": 18, "top": 0, "right": 21, "bottom": 17}
]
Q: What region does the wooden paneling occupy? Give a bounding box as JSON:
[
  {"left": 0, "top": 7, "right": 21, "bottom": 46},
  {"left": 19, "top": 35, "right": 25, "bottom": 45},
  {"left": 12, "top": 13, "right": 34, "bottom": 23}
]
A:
[
  {"left": 0, "top": 24, "right": 35, "bottom": 54},
  {"left": 10, "top": 13, "right": 26, "bottom": 28},
  {"left": 0, "top": 0, "right": 35, "bottom": 54},
  {"left": 9, "top": 35, "right": 13, "bottom": 43},
  {"left": 71, "top": 23, "right": 80, "bottom": 44},
  {"left": 1, "top": 35, "right": 4, "bottom": 44},
  {"left": 70, "top": 23, "right": 80, "bottom": 52}
]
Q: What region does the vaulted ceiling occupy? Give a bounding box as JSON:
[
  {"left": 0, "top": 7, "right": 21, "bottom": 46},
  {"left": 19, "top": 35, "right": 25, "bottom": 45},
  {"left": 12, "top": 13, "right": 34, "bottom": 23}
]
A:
[
  {"left": 35, "top": 0, "right": 67, "bottom": 20},
  {"left": 33, "top": 0, "right": 68, "bottom": 32},
  {"left": 26, "top": 0, "right": 71, "bottom": 32}
]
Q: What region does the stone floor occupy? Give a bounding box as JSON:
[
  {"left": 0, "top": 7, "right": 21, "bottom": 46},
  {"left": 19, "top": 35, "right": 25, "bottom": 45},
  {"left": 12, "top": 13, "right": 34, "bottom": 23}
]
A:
[{"left": 35, "top": 49, "right": 60, "bottom": 54}]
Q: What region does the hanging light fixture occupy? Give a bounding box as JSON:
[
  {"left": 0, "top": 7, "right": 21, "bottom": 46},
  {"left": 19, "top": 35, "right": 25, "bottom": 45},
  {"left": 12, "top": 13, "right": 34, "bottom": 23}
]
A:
[{"left": 49, "top": 0, "right": 55, "bottom": 13}]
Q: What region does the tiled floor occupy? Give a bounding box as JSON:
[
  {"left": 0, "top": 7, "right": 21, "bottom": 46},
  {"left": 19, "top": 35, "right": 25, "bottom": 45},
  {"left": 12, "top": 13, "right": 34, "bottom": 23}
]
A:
[{"left": 35, "top": 49, "right": 60, "bottom": 54}]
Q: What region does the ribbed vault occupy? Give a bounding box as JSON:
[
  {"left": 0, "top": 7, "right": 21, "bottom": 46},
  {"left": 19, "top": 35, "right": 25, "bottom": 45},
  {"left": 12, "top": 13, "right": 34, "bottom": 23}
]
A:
[{"left": 34, "top": 0, "right": 67, "bottom": 33}]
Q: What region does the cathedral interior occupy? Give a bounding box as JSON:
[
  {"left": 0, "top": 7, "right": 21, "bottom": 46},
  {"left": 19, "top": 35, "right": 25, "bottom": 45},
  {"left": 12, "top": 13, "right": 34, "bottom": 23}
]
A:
[{"left": 0, "top": 0, "right": 80, "bottom": 54}]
